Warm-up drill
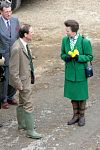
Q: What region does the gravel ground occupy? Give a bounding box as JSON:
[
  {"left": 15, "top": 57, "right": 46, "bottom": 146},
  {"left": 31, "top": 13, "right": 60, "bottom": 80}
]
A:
[
  {"left": 14, "top": 0, "right": 100, "bottom": 71},
  {"left": 0, "top": 0, "right": 100, "bottom": 150}
]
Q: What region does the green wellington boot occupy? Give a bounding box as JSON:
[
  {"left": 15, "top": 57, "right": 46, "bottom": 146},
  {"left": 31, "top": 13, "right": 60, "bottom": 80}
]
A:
[
  {"left": 24, "top": 111, "right": 42, "bottom": 139},
  {"left": 16, "top": 106, "right": 26, "bottom": 130}
]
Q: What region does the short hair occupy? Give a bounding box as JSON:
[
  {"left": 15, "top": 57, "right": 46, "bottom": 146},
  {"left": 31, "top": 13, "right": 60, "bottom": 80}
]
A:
[
  {"left": 64, "top": 20, "right": 79, "bottom": 32},
  {"left": 0, "top": 0, "right": 11, "bottom": 11},
  {"left": 19, "top": 24, "right": 31, "bottom": 38}
]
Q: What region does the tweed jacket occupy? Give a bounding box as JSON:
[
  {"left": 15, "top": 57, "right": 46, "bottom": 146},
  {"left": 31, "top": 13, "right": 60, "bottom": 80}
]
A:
[
  {"left": 9, "top": 39, "right": 32, "bottom": 90},
  {"left": 0, "top": 16, "right": 20, "bottom": 66},
  {"left": 61, "top": 35, "right": 93, "bottom": 81}
]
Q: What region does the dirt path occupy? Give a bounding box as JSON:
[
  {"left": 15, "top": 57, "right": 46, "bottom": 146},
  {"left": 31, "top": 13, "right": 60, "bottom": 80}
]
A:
[
  {"left": 0, "top": 0, "right": 100, "bottom": 150},
  {"left": 14, "top": 0, "right": 100, "bottom": 77}
]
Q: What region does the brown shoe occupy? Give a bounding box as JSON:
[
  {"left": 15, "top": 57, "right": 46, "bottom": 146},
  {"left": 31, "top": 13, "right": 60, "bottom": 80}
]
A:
[
  {"left": 2, "top": 102, "right": 9, "bottom": 109},
  {"left": 8, "top": 99, "right": 18, "bottom": 105}
]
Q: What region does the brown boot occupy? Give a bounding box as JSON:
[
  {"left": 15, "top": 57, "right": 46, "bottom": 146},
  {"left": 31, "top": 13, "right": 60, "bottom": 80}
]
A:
[
  {"left": 78, "top": 101, "right": 86, "bottom": 126},
  {"left": 67, "top": 100, "right": 79, "bottom": 125}
]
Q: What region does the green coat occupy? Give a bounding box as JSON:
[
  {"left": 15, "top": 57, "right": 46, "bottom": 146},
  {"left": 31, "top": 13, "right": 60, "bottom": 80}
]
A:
[{"left": 61, "top": 35, "right": 93, "bottom": 100}]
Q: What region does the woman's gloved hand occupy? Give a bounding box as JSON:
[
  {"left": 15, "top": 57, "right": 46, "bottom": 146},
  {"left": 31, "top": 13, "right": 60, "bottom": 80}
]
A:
[
  {"left": 65, "top": 54, "right": 72, "bottom": 63},
  {"left": 65, "top": 49, "right": 79, "bottom": 63},
  {"left": 74, "top": 54, "right": 79, "bottom": 61}
]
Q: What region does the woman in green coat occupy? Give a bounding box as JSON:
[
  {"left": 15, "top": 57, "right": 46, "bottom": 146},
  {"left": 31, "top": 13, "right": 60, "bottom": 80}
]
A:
[{"left": 61, "top": 20, "right": 93, "bottom": 126}]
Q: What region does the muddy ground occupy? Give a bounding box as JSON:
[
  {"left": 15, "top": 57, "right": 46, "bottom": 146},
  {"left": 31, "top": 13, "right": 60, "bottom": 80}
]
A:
[{"left": 0, "top": 0, "right": 100, "bottom": 150}]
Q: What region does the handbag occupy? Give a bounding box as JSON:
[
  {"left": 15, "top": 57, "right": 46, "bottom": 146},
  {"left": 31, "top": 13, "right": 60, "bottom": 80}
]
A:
[
  {"left": 82, "top": 36, "right": 93, "bottom": 78},
  {"left": 85, "top": 61, "right": 93, "bottom": 78}
]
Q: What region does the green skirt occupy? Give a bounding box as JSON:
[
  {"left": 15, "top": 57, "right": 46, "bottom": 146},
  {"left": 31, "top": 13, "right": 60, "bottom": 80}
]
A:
[{"left": 64, "top": 79, "right": 88, "bottom": 101}]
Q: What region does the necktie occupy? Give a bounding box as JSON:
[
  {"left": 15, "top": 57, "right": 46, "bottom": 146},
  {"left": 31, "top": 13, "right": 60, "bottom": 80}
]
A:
[
  {"left": 26, "top": 44, "right": 34, "bottom": 74},
  {"left": 26, "top": 44, "right": 35, "bottom": 84},
  {"left": 7, "top": 20, "right": 11, "bottom": 37}
]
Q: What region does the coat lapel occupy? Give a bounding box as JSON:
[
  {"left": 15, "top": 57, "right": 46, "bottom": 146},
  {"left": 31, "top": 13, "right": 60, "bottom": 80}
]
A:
[
  {"left": 18, "top": 39, "right": 29, "bottom": 59},
  {"left": 65, "top": 37, "right": 70, "bottom": 54},
  {"left": 0, "top": 17, "right": 10, "bottom": 37},
  {"left": 74, "top": 35, "right": 82, "bottom": 50}
]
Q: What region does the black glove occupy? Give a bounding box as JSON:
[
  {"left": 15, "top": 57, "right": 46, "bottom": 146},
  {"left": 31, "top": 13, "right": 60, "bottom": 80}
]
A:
[
  {"left": 31, "top": 71, "right": 35, "bottom": 84},
  {"left": 74, "top": 55, "right": 79, "bottom": 61},
  {"left": 65, "top": 54, "right": 72, "bottom": 63}
]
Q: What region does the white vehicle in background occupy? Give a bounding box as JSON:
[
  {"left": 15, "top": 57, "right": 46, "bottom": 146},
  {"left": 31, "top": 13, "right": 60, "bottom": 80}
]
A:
[{"left": 0, "top": 0, "right": 21, "bottom": 11}]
